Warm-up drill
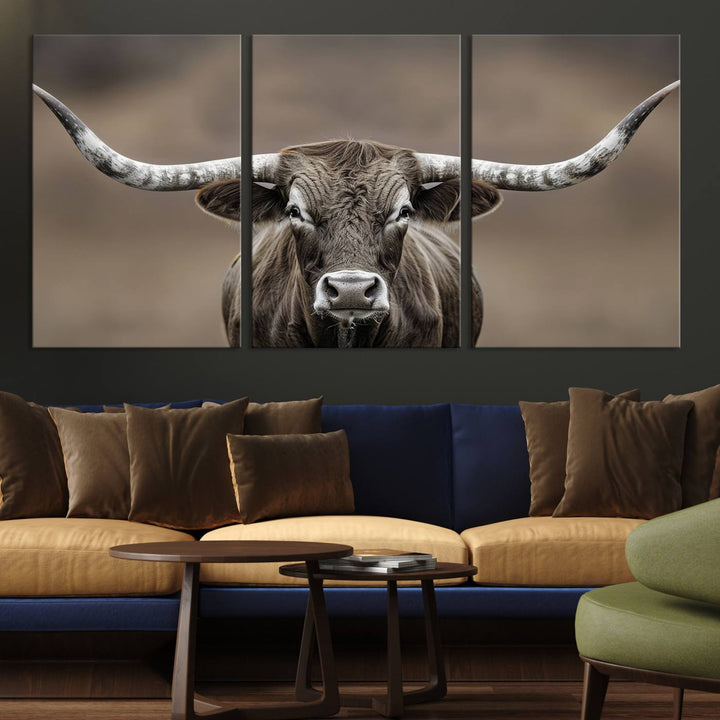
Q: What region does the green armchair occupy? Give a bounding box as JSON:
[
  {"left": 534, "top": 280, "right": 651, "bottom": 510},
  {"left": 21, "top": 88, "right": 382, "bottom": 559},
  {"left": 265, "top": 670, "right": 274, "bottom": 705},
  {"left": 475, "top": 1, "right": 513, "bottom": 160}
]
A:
[{"left": 575, "top": 498, "right": 720, "bottom": 720}]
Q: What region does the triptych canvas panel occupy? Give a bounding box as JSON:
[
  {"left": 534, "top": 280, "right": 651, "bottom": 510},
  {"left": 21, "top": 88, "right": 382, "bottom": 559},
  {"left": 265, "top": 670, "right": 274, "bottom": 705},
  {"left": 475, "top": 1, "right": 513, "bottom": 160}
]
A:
[
  {"left": 33, "top": 35, "right": 241, "bottom": 348},
  {"left": 32, "top": 35, "right": 679, "bottom": 349},
  {"left": 472, "top": 36, "right": 679, "bottom": 347}
]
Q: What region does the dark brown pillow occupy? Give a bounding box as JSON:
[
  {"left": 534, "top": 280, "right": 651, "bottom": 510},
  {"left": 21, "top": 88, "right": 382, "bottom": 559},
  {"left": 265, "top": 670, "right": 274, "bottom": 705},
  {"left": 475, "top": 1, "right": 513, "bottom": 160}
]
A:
[
  {"left": 127, "top": 398, "right": 249, "bottom": 530},
  {"left": 554, "top": 388, "right": 692, "bottom": 519},
  {"left": 0, "top": 392, "right": 68, "bottom": 519},
  {"left": 664, "top": 385, "right": 720, "bottom": 507},
  {"left": 203, "top": 397, "right": 323, "bottom": 435},
  {"left": 103, "top": 404, "right": 170, "bottom": 413},
  {"left": 520, "top": 389, "right": 641, "bottom": 516},
  {"left": 226, "top": 430, "right": 353, "bottom": 524},
  {"left": 49, "top": 407, "right": 130, "bottom": 519}
]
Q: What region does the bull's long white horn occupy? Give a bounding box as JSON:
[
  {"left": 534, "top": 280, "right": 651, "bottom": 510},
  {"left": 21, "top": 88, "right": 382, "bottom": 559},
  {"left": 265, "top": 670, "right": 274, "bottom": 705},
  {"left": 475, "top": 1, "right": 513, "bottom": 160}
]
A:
[
  {"left": 415, "top": 81, "right": 679, "bottom": 190},
  {"left": 32, "top": 84, "right": 280, "bottom": 188}
]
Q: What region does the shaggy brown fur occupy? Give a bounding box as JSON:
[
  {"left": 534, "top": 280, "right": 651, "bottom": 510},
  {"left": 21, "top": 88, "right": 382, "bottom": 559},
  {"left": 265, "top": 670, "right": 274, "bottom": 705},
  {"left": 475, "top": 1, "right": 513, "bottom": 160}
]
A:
[{"left": 197, "top": 140, "right": 497, "bottom": 348}]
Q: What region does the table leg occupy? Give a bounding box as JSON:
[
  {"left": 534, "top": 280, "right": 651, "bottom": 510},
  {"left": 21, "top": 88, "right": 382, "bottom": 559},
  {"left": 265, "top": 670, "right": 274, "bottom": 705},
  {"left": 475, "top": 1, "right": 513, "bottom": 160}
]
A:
[
  {"left": 304, "top": 561, "right": 340, "bottom": 713},
  {"left": 339, "top": 579, "right": 447, "bottom": 717},
  {"left": 171, "top": 562, "right": 200, "bottom": 720},
  {"left": 294, "top": 591, "right": 319, "bottom": 701},
  {"left": 371, "top": 579, "right": 404, "bottom": 718},
  {"left": 219, "top": 561, "right": 339, "bottom": 719},
  {"left": 169, "top": 563, "right": 236, "bottom": 719},
  {"left": 403, "top": 579, "right": 446, "bottom": 705},
  {"left": 171, "top": 560, "right": 339, "bottom": 720}
]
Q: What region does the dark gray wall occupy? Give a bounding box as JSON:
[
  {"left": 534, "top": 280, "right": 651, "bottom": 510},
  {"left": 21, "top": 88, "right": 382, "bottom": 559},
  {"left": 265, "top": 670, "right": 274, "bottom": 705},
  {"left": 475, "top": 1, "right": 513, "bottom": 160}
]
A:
[{"left": 0, "top": 0, "right": 717, "bottom": 405}]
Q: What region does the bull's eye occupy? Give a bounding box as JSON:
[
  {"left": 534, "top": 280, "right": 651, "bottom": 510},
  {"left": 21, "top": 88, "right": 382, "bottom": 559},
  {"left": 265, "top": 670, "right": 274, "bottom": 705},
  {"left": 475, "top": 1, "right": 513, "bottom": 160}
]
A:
[
  {"left": 287, "top": 205, "right": 303, "bottom": 221},
  {"left": 398, "top": 205, "right": 414, "bottom": 222}
]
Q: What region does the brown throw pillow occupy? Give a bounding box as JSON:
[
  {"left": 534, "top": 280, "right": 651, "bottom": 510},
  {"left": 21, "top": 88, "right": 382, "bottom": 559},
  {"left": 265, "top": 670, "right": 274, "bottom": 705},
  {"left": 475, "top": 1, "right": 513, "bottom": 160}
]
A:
[
  {"left": 664, "top": 385, "right": 720, "bottom": 507},
  {"left": 520, "top": 389, "right": 641, "bottom": 516},
  {"left": 203, "top": 397, "right": 323, "bottom": 435},
  {"left": 49, "top": 407, "right": 130, "bottom": 519},
  {"left": 0, "top": 392, "right": 68, "bottom": 519},
  {"left": 226, "top": 430, "right": 353, "bottom": 524},
  {"left": 554, "top": 388, "right": 692, "bottom": 519},
  {"left": 127, "top": 398, "right": 249, "bottom": 530},
  {"left": 103, "top": 404, "right": 170, "bottom": 413}
]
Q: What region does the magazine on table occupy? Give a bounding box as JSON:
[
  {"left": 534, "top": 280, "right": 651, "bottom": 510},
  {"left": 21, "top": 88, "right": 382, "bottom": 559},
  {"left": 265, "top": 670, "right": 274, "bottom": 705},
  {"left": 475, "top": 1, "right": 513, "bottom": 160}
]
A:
[{"left": 318, "top": 549, "right": 437, "bottom": 573}]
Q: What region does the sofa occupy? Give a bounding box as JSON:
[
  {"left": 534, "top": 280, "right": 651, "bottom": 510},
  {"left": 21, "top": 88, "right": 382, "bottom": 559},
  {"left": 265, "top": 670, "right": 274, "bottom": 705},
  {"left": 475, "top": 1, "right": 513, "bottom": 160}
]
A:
[{"left": 0, "top": 401, "right": 645, "bottom": 633}]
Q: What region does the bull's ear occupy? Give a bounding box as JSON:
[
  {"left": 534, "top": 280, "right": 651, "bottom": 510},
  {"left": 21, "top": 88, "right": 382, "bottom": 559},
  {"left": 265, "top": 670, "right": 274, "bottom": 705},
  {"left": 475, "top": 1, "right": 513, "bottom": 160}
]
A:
[
  {"left": 195, "top": 180, "right": 285, "bottom": 226},
  {"left": 413, "top": 178, "right": 502, "bottom": 223}
]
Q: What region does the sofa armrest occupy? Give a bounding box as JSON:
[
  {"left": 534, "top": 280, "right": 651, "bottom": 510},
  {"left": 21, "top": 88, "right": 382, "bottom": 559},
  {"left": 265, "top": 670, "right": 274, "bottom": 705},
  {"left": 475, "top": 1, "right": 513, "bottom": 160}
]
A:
[{"left": 625, "top": 498, "right": 720, "bottom": 606}]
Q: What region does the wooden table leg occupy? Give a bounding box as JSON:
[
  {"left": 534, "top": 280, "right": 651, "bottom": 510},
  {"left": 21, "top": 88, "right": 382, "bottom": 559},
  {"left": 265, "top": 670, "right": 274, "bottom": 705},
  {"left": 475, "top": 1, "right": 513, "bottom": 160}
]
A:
[
  {"left": 171, "top": 560, "right": 339, "bottom": 720},
  {"left": 171, "top": 562, "right": 200, "bottom": 720},
  {"left": 403, "top": 579, "right": 446, "bottom": 705},
  {"left": 339, "top": 579, "right": 450, "bottom": 717},
  {"left": 294, "top": 591, "right": 320, "bottom": 702},
  {"left": 304, "top": 561, "right": 340, "bottom": 714},
  {"left": 370, "top": 579, "right": 404, "bottom": 718}
]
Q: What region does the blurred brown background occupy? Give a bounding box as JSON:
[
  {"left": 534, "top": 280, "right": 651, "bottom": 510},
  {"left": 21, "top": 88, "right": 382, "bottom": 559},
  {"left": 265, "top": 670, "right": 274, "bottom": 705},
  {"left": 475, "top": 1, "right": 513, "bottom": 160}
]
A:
[
  {"left": 473, "top": 35, "right": 679, "bottom": 347},
  {"left": 254, "top": 36, "right": 460, "bottom": 155},
  {"left": 33, "top": 35, "right": 240, "bottom": 347}
]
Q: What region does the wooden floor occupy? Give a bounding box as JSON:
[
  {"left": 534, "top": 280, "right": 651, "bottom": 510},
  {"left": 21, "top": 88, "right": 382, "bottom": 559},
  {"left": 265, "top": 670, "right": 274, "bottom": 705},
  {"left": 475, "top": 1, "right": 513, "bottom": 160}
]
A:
[{"left": 1, "top": 681, "right": 720, "bottom": 719}]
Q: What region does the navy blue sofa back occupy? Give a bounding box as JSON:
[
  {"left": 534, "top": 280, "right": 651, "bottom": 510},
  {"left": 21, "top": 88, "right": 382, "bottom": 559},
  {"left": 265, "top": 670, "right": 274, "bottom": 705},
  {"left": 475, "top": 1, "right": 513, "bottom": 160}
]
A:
[
  {"left": 450, "top": 405, "right": 530, "bottom": 531},
  {"left": 323, "top": 403, "right": 530, "bottom": 532},
  {"left": 322, "top": 404, "right": 455, "bottom": 528}
]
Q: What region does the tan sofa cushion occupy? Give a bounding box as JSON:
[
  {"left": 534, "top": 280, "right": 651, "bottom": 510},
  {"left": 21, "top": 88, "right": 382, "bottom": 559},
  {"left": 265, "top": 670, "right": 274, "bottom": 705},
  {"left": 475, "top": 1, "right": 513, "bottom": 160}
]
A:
[
  {"left": 0, "top": 518, "right": 195, "bottom": 596},
  {"left": 461, "top": 517, "right": 646, "bottom": 587},
  {"left": 200, "top": 515, "right": 468, "bottom": 586}
]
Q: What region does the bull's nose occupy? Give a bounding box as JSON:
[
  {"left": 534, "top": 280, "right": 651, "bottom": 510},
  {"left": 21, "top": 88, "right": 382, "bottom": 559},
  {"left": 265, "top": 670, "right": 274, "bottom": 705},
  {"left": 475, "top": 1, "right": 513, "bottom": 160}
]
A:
[{"left": 314, "top": 270, "right": 390, "bottom": 317}]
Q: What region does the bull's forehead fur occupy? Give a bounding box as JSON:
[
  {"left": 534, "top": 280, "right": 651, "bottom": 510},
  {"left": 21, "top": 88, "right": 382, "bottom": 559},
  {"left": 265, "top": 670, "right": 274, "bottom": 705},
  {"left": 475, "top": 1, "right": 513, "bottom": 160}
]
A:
[{"left": 276, "top": 140, "right": 422, "bottom": 213}]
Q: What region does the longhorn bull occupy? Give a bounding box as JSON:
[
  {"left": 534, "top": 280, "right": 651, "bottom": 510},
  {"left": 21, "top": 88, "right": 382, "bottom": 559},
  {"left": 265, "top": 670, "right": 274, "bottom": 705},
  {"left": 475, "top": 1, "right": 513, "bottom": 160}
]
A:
[{"left": 32, "top": 81, "right": 679, "bottom": 347}]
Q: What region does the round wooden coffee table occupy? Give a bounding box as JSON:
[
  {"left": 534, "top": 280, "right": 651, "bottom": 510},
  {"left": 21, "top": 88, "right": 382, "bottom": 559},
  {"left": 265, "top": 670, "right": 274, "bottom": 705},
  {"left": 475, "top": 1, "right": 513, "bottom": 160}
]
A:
[
  {"left": 110, "top": 540, "right": 352, "bottom": 720},
  {"left": 280, "top": 560, "right": 477, "bottom": 718}
]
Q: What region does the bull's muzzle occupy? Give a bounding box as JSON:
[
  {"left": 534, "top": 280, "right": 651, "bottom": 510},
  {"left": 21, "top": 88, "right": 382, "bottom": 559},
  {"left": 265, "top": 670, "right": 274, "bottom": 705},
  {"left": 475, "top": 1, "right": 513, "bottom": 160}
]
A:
[{"left": 313, "top": 270, "right": 390, "bottom": 321}]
